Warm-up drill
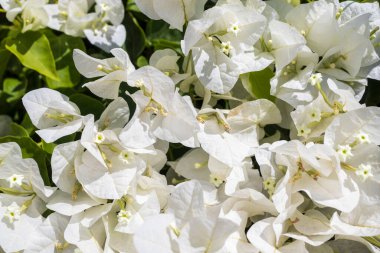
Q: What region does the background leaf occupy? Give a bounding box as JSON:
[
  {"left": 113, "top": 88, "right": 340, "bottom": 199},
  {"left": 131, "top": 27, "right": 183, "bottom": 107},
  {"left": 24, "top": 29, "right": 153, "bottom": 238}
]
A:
[
  {"left": 241, "top": 68, "right": 275, "bottom": 102},
  {"left": 45, "top": 34, "right": 86, "bottom": 89},
  {"left": 124, "top": 12, "right": 146, "bottom": 61},
  {"left": 5, "top": 31, "right": 58, "bottom": 80},
  {"left": 70, "top": 93, "right": 105, "bottom": 119}
]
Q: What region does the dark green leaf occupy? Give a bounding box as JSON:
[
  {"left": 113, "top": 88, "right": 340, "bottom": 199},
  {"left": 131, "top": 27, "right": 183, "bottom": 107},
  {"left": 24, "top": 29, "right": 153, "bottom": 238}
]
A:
[
  {"left": 70, "top": 93, "right": 105, "bottom": 119},
  {"left": 136, "top": 55, "right": 148, "bottom": 67},
  {"left": 8, "top": 122, "right": 29, "bottom": 137},
  {"left": 124, "top": 12, "right": 146, "bottom": 61},
  {"left": 46, "top": 34, "right": 86, "bottom": 89},
  {"left": 241, "top": 67, "right": 275, "bottom": 102},
  {"left": 3, "top": 77, "right": 26, "bottom": 103},
  {"left": 0, "top": 48, "right": 11, "bottom": 82}
]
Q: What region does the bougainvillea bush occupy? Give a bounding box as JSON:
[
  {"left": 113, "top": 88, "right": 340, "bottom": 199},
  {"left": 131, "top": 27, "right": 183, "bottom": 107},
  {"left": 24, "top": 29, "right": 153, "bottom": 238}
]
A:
[{"left": 0, "top": 0, "right": 380, "bottom": 252}]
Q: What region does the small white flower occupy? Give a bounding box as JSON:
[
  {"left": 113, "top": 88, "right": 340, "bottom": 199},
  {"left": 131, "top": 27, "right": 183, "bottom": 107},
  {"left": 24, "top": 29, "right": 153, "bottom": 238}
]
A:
[
  {"left": 94, "top": 132, "right": 105, "bottom": 144},
  {"left": 4, "top": 202, "right": 22, "bottom": 223},
  {"left": 337, "top": 145, "right": 353, "bottom": 162},
  {"left": 355, "top": 132, "right": 370, "bottom": 144},
  {"left": 227, "top": 21, "right": 240, "bottom": 36},
  {"left": 297, "top": 125, "right": 311, "bottom": 138},
  {"left": 100, "top": 3, "right": 110, "bottom": 11},
  {"left": 118, "top": 150, "right": 135, "bottom": 164},
  {"left": 221, "top": 41, "right": 233, "bottom": 55},
  {"left": 7, "top": 174, "right": 24, "bottom": 188},
  {"left": 209, "top": 173, "right": 224, "bottom": 187},
  {"left": 117, "top": 209, "right": 132, "bottom": 224},
  {"left": 308, "top": 73, "right": 323, "bottom": 86},
  {"left": 306, "top": 107, "right": 322, "bottom": 123},
  {"left": 355, "top": 164, "right": 373, "bottom": 181},
  {"left": 263, "top": 177, "right": 276, "bottom": 196}
]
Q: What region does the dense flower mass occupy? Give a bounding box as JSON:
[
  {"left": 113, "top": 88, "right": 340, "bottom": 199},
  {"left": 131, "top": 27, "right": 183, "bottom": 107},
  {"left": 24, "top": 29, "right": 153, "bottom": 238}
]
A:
[{"left": 0, "top": 0, "right": 380, "bottom": 252}]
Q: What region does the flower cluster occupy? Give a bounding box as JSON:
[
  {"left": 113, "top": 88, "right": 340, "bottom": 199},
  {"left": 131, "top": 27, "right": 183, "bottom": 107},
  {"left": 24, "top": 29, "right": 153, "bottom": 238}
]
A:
[
  {"left": 0, "top": 0, "right": 126, "bottom": 52},
  {"left": 0, "top": 0, "right": 380, "bottom": 252}
]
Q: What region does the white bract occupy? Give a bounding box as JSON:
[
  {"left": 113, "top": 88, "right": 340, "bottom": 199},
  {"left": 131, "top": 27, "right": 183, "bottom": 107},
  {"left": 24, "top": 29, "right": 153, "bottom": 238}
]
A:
[
  {"left": 73, "top": 48, "right": 135, "bottom": 99},
  {"left": 182, "top": 2, "right": 267, "bottom": 93},
  {"left": 22, "top": 88, "right": 86, "bottom": 143},
  {"left": 135, "top": 0, "right": 207, "bottom": 31}
]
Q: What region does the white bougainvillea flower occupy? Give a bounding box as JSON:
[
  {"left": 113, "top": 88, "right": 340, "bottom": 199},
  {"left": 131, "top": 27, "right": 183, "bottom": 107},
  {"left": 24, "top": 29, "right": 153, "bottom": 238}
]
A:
[
  {"left": 0, "top": 0, "right": 25, "bottom": 22},
  {"left": 329, "top": 156, "right": 380, "bottom": 237},
  {"left": 284, "top": 209, "right": 334, "bottom": 246},
  {"left": 0, "top": 194, "right": 45, "bottom": 252},
  {"left": 263, "top": 20, "right": 306, "bottom": 72},
  {"left": 44, "top": 0, "right": 97, "bottom": 37},
  {"left": 64, "top": 204, "right": 113, "bottom": 253},
  {"left": 24, "top": 213, "right": 78, "bottom": 253},
  {"left": 173, "top": 148, "right": 211, "bottom": 181},
  {"left": 269, "top": 46, "right": 319, "bottom": 107},
  {"left": 149, "top": 49, "right": 190, "bottom": 84},
  {"left": 127, "top": 66, "right": 200, "bottom": 147},
  {"left": 221, "top": 186, "right": 277, "bottom": 219},
  {"left": 133, "top": 180, "right": 252, "bottom": 252},
  {"left": 47, "top": 141, "right": 105, "bottom": 216},
  {"left": 84, "top": 24, "right": 126, "bottom": 53},
  {"left": 264, "top": 141, "right": 360, "bottom": 213},
  {"left": 247, "top": 217, "right": 309, "bottom": 253},
  {"left": 324, "top": 107, "right": 380, "bottom": 148},
  {"left": 119, "top": 107, "right": 157, "bottom": 150},
  {"left": 197, "top": 99, "right": 281, "bottom": 167},
  {"left": 0, "top": 0, "right": 48, "bottom": 31},
  {"left": 80, "top": 98, "right": 132, "bottom": 167},
  {"left": 343, "top": 1, "right": 380, "bottom": 81},
  {"left": 95, "top": 0, "right": 124, "bottom": 25},
  {"left": 111, "top": 192, "right": 161, "bottom": 235},
  {"left": 0, "top": 154, "right": 55, "bottom": 201},
  {"left": 22, "top": 88, "right": 86, "bottom": 143},
  {"left": 316, "top": 29, "right": 379, "bottom": 82},
  {"left": 290, "top": 94, "right": 334, "bottom": 140},
  {"left": 0, "top": 142, "right": 22, "bottom": 164},
  {"left": 20, "top": 0, "right": 49, "bottom": 32},
  {"left": 182, "top": 2, "right": 266, "bottom": 93},
  {"left": 134, "top": 0, "right": 207, "bottom": 31},
  {"left": 76, "top": 150, "right": 144, "bottom": 200},
  {"left": 47, "top": 190, "right": 105, "bottom": 217},
  {"left": 73, "top": 48, "right": 135, "bottom": 99},
  {"left": 285, "top": 0, "right": 340, "bottom": 56},
  {"left": 83, "top": 0, "right": 125, "bottom": 52},
  {"left": 51, "top": 141, "right": 83, "bottom": 194}
]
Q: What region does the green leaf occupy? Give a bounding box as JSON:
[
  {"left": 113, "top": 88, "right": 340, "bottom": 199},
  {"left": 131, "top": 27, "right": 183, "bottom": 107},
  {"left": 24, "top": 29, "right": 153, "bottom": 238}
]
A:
[
  {"left": 126, "top": 0, "right": 141, "bottom": 12},
  {"left": 21, "top": 114, "right": 36, "bottom": 135},
  {"left": 41, "top": 140, "right": 56, "bottom": 154},
  {"left": 8, "top": 122, "right": 29, "bottom": 137},
  {"left": 241, "top": 67, "right": 275, "bottom": 102},
  {"left": 124, "top": 12, "right": 146, "bottom": 61},
  {"left": 146, "top": 20, "right": 182, "bottom": 52},
  {"left": 0, "top": 91, "right": 11, "bottom": 114},
  {"left": 70, "top": 93, "right": 105, "bottom": 119},
  {"left": 0, "top": 136, "right": 51, "bottom": 186},
  {"left": 46, "top": 34, "right": 86, "bottom": 89},
  {"left": 136, "top": 55, "right": 148, "bottom": 67},
  {"left": 146, "top": 20, "right": 182, "bottom": 41},
  {"left": 5, "top": 31, "right": 58, "bottom": 80},
  {"left": 3, "top": 77, "right": 26, "bottom": 103},
  {"left": 0, "top": 48, "right": 11, "bottom": 82}
]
